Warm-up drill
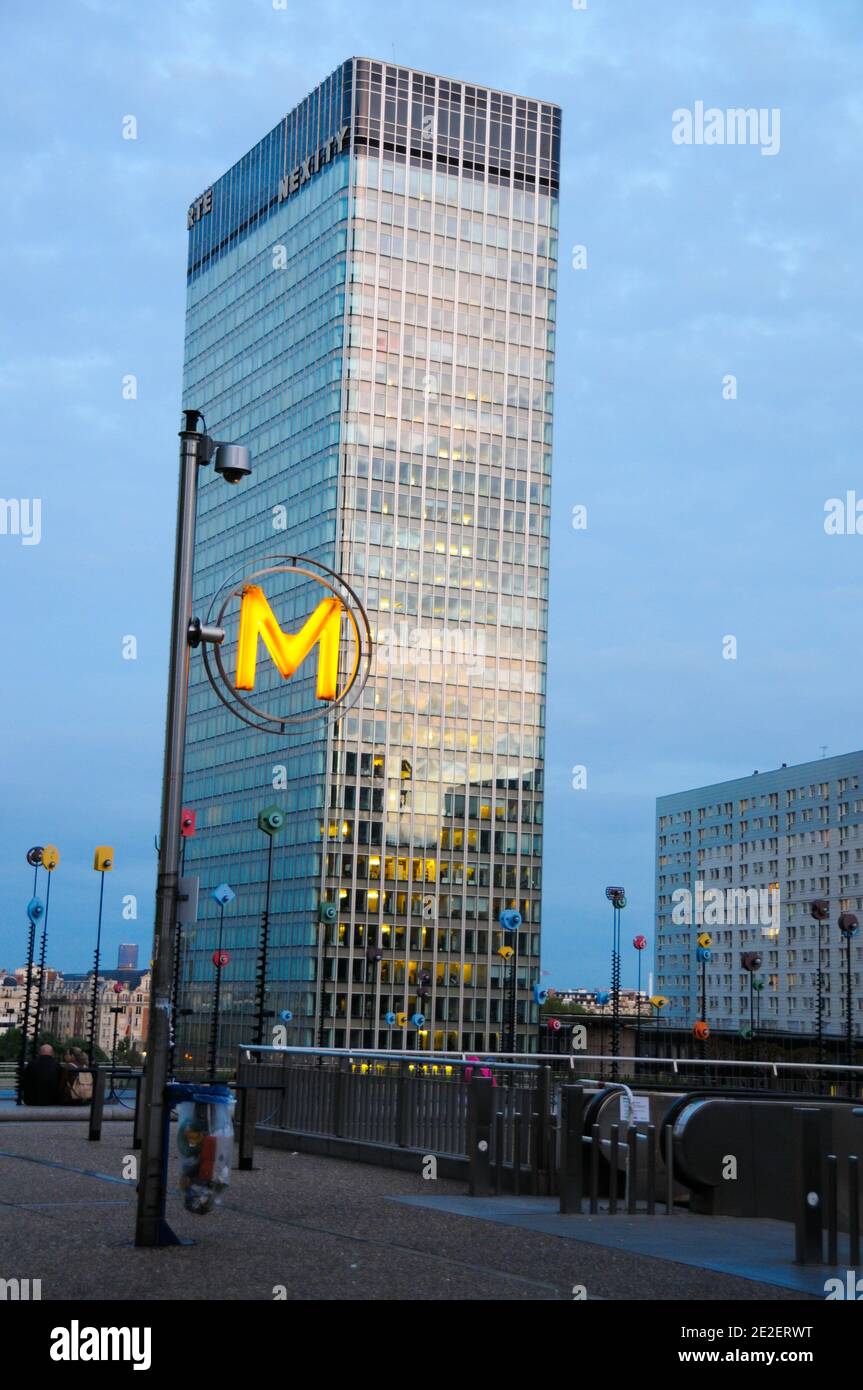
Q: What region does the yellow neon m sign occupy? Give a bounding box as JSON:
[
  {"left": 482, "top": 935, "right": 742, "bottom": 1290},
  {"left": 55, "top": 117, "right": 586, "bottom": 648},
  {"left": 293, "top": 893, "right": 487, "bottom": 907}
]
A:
[{"left": 235, "top": 584, "right": 343, "bottom": 700}]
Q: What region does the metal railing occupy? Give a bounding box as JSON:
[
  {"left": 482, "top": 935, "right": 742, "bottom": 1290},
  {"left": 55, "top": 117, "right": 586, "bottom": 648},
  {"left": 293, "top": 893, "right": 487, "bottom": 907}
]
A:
[{"left": 235, "top": 1044, "right": 549, "bottom": 1173}]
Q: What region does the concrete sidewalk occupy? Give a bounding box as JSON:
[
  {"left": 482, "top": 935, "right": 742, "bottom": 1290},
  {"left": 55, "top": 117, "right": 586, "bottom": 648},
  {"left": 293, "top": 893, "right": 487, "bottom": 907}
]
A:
[{"left": 0, "top": 1122, "right": 819, "bottom": 1301}]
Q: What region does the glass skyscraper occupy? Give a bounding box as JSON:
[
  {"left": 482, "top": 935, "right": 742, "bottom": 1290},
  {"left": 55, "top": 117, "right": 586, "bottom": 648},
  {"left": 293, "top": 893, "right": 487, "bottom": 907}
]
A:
[{"left": 179, "top": 58, "right": 560, "bottom": 1064}]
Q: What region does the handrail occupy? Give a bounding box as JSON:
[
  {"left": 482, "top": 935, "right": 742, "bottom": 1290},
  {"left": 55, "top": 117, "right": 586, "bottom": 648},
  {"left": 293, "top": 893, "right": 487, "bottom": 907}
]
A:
[
  {"left": 239, "top": 1044, "right": 540, "bottom": 1072},
  {"left": 238, "top": 1044, "right": 862, "bottom": 1077}
]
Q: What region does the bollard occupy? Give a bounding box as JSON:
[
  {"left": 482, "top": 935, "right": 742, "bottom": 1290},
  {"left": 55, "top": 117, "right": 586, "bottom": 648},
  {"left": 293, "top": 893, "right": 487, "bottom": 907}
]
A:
[
  {"left": 467, "top": 1076, "right": 493, "bottom": 1197},
  {"left": 237, "top": 1085, "right": 258, "bottom": 1172},
  {"left": 849, "top": 1156, "right": 860, "bottom": 1267},
  {"left": 559, "top": 1086, "right": 584, "bottom": 1214},
  {"left": 793, "top": 1107, "right": 823, "bottom": 1265},
  {"left": 88, "top": 1067, "right": 106, "bottom": 1142}
]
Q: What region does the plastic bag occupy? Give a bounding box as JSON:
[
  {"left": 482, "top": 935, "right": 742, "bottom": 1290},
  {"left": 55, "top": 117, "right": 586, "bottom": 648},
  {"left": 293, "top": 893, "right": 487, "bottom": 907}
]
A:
[{"left": 174, "top": 1086, "right": 235, "bottom": 1215}]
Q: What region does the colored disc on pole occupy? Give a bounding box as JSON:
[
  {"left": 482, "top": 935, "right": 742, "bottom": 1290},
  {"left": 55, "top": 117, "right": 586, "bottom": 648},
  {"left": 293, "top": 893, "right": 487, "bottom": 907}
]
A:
[
  {"left": 26, "top": 846, "right": 44, "bottom": 867},
  {"left": 213, "top": 950, "right": 230, "bottom": 967}
]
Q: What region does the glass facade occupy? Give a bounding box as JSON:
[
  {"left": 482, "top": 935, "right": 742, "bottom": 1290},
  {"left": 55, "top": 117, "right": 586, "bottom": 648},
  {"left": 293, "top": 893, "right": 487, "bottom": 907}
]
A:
[{"left": 178, "top": 58, "right": 560, "bottom": 1066}]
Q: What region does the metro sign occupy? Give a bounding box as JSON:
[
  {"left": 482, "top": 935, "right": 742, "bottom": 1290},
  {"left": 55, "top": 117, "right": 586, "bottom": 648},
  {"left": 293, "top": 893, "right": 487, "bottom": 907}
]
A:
[
  {"left": 202, "top": 555, "right": 372, "bottom": 734},
  {"left": 235, "top": 585, "right": 342, "bottom": 700}
]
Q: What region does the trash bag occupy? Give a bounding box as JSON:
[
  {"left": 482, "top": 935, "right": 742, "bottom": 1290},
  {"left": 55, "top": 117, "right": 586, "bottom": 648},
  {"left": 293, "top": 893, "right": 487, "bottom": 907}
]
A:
[{"left": 171, "top": 1084, "right": 235, "bottom": 1216}]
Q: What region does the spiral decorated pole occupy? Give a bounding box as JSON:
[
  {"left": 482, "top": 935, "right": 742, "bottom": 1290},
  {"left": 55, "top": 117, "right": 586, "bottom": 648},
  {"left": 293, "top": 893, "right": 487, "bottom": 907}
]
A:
[
  {"left": 208, "top": 883, "right": 235, "bottom": 1078},
  {"left": 839, "top": 912, "right": 859, "bottom": 1076},
  {"left": 88, "top": 848, "right": 114, "bottom": 1066},
  {"left": 605, "top": 887, "right": 625, "bottom": 1080},
  {"left": 255, "top": 807, "right": 284, "bottom": 1049},
  {"left": 31, "top": 846, "right": 59, "bottom": 1061},
  {"left": 17, "top": 883, "right": 45, "bottom": 1105},
  {"left": 633, "top": 934, "right": 647, "bottom": 1062}
]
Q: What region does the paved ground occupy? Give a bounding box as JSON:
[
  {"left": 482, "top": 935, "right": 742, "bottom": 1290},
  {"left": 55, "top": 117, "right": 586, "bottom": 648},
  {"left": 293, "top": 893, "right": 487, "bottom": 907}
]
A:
[{"left": 0, "top": 1121, "right": 820, "bottom": 1301}]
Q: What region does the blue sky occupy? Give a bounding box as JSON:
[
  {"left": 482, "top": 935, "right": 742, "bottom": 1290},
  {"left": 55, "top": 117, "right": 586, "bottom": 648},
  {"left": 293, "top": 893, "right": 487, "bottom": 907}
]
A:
[{"left": 1, "top": 0, "right": 861, "bottom": 991}]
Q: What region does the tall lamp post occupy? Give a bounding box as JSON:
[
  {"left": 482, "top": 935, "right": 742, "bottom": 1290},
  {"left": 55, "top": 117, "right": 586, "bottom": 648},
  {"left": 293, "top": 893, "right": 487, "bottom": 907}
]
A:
[
  {"left": 254, "top": 807, "right": 284, "bottom": 1050},
  {"left": 88, "top": 846, "right": 114, "bottom": 1065},
  {"left": 31, "top": 845, "right": 60, "bottom": 1058},
  {"left": 107, "top": 983, "right": 124, "bottom": 1102},
  {"left": 696, "top": 932, "right": 712, "bottom": 1059},
  {"left": 595, "top": 991, "right": 610, "bottom": 1081},
  {"left": 605, "top": 887, "right": 626, "bottom": 1081},
  {"left": 135, "top": 410, "right": 251, "bottom": 1249},
  {"left": 838, "top": 912, "right": 859, "bottom": 1082},
  {"left": 169, "top": 808, "right": 197, "bottom": 1077},
  {"left": 316, "top": 901, "right": 338, "bottom": 1048},
  {"left": 633, "top": 935, "right": 647, "bottom": 1062},
  {"left": 741, "top": 952, "right": 762, "bottom": 1064},
  {"left": 809, "top": 899, "right": 830, "bottom": 1066},
  {"left": 500, "top": 908, "right": 522, "bottom": 1053},
  {"left": 366, "top": 944, "right": 383, "bottom": 1046},
  {"left": 18, "top": 847, "right": 44, "bottom": 1104},
  {"left": 650, "top": 994, "right": 669, "bottom": 1068},
  {"left": 497, "top": 944, "right": 515, "bottom": 1053},
  {"left": 208, "top": 883, "right": 235, "bottom": 1078}
]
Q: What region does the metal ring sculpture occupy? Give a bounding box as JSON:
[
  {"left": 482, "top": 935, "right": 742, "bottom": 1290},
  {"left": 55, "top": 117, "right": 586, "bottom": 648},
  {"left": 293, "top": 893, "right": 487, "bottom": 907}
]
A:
[{"left": 201, "top": 553, "right": 373, "bottom": 734}]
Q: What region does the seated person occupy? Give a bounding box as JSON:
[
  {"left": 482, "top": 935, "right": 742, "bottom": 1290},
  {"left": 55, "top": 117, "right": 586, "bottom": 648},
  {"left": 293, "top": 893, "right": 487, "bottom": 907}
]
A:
[{"left": 21, "top": 1043, "right": 63, "bottom": 1105}]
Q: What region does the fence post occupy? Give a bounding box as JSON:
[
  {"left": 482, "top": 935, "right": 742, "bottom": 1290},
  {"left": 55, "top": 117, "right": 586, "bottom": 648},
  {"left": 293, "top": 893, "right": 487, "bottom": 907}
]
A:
[
  {"left": 627, "top": 1126, "right": 638, "bottom": 1214},
  {"left": 825, "top": 1154, "right": 838, "bottom": 1266},
  {"left": 609, "top": 1124, "right": 619, "bottom": 1214},
  {"left": 132, "top": 1071, "right": 144, "bottom": 1150},
  {"left": 396, "top": 1061, "right": 413, "bottom": 1148},
  {"left": 849, "top": 1155, "right": 860, "bottom": 1267},
  {"left": 663, "top": 1122, "right": 675, "bottom": 1215},
  {"left": 237, "top": 1085, "right": 258, "bottom": 1171},
  {"left": 589, "top": 1122, "right": 600, "bottom": 1213},
  {"left": 88, "top": 1067, "right": 105, "bottom": 1142},
  {"left": 536, "top": 1066, "right": 553, "bottom": 1195},
  {"left": 334, "top": 1057, "right": 349, "bottom": 1138},
  {"left": 468, "top": 1076, "right": 493, "bottom": 1196},
  {"left": 646, "top": 1122, "right": 656, "bottom": 1215},
  {"left": 513, "top": 1113, "right": 523, "bottom": 1196},
  {"left": 495, "top": 1111, "right": 505, "bottom": 1195},
  {"left": 793, "top": 1107, "right": 823, "bottom": 1265},
  {"left": 559, "top": 1086, "right": 584, "bottom": 1214}
]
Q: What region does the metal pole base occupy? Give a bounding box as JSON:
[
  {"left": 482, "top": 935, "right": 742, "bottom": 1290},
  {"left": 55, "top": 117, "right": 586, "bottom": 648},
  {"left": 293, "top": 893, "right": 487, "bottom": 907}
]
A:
[{"left": 131, "top": 1221, "right": 195, "bottom": 1249}]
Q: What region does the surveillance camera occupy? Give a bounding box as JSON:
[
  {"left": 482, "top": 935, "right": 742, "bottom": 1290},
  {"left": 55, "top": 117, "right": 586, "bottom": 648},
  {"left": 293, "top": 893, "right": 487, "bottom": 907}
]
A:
[{"left": 214, "top": 443, "right": 252, "bottom": 484}]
